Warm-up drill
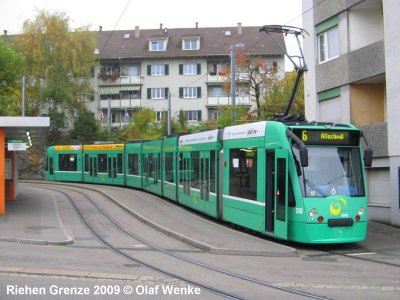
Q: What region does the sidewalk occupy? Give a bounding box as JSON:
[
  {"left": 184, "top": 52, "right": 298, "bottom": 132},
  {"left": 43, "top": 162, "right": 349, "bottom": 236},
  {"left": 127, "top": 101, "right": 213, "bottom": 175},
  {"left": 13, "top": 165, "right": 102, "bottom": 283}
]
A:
[{"left": 0, "top": 184, "right": 73, "bottom": 245}]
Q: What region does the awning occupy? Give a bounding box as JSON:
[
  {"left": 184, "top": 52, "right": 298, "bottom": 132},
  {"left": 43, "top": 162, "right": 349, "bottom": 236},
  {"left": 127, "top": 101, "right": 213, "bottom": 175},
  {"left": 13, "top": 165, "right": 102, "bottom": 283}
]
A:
[{"left": 99, "top": 85, "right": 140, "bottom": 95}]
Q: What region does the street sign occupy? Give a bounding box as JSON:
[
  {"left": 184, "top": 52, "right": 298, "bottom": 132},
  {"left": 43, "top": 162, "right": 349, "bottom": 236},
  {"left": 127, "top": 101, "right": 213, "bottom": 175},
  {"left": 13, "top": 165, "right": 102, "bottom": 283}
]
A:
[{"left": 7, "top": 139, "right": 27, "bottom": 151}]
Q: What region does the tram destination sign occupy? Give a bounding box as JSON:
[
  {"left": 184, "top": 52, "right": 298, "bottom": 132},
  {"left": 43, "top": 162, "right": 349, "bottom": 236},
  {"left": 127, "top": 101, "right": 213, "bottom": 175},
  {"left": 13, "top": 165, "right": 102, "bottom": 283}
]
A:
[{"left": 292, "top": 129, "right": 360, "bottom": 146}]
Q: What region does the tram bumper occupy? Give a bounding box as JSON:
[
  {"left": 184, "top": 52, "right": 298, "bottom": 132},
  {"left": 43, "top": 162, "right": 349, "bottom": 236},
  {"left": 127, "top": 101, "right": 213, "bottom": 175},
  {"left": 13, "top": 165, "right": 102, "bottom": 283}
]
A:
[{"left": 290, "top": 221, "right": 367, "bottom": 244}]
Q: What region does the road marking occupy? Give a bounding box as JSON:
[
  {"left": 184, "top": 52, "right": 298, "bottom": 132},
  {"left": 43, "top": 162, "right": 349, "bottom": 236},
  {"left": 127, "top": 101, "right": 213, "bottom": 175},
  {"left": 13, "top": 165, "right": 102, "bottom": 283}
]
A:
[{"left": 346, "top": 252, "right": 377, "bottom": 256}]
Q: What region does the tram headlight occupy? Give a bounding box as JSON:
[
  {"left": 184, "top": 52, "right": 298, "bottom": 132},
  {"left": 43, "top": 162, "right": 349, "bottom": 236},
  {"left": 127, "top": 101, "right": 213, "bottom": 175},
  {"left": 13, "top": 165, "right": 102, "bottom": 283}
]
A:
[
  {"left": 358, "top": 208, "right": 365, "bottom": 216},
  {"left": 309, "top": 208, "right": 318, "bottom": 217}
]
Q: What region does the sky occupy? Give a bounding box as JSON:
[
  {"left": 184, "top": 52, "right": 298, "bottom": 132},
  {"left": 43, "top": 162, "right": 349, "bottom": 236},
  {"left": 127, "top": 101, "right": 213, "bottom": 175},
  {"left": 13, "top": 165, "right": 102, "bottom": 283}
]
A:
[{"left": 0, "top": 0, "right": 304, "bottom": 70}]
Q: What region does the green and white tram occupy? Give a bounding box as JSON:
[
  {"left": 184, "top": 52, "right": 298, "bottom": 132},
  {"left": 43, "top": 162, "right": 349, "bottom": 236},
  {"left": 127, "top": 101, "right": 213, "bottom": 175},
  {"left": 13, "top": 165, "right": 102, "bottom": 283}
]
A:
[
  {"left": 221, "top": 121, "right": 370, "bottom": 243},
  {"left": 45, "top": 120, "right": 371, "bottom": 244}
]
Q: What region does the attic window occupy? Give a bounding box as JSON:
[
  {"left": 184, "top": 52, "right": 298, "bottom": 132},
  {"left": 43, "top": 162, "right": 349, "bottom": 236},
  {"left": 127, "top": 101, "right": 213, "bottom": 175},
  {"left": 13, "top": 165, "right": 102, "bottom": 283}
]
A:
[
  {"left": 149, "top": 39, "right": 167, "bottom": 51},
  {"left": 124, "top": 33, "right": 130, "bottom": 39},
  {"left": 224, "top": 31, "right": 231, "bottom": 36},
  {"left": 182, "top": 38, "right": 200, "bottom": 50}
]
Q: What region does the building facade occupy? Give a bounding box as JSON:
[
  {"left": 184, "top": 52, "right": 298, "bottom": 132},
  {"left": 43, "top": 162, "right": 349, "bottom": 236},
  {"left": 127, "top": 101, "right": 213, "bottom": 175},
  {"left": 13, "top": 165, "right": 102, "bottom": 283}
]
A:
[
  {"left": 302, "top": 0, "right": 400, "bottom": 225},
  {"left": 89, "top": 23, "right": 286, "bottom": 129}
]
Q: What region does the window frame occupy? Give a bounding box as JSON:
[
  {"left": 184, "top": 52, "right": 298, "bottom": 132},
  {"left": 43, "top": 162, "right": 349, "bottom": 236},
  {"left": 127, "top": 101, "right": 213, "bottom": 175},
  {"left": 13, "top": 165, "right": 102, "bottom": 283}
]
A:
[
  {"left": 151, "top": 88, "right": 166, "bottom": 100},
  {"left": 182, "top": 38, "right": 199, "bottom": 50},
  {"left": 149, "top": 40, "right": 166, "bottom": 51},
  {"left": 151, "top": 64, "right": 166, "bottom": 76},
  {"left": 317, "top": 26, "right": 339, "bottom": 64}
]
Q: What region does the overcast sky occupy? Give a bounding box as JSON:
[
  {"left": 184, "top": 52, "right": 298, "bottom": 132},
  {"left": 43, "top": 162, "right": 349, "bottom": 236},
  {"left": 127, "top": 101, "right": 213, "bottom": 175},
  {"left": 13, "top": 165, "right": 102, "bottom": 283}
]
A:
[{"left": 0, "top": 0, "right": 304, "bottom": 70}]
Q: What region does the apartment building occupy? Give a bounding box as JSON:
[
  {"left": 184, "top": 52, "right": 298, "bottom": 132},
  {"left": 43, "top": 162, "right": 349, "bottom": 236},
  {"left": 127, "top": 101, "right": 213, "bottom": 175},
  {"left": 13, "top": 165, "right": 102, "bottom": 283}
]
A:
[
  {"left": 302, "top": 0, "right": 400, "bottom": 225},
  {"left": 89, "top": 23, "right": 286, "bottom": 128}
]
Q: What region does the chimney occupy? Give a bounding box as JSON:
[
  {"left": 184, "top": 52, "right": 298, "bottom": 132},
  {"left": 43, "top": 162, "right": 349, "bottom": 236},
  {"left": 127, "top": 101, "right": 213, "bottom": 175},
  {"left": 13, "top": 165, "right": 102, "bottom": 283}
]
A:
[
  {"left": 160, "top": 23, "right": 163, "bottom": 30},
  {"left": 99, "top": 25, "right": 102, "bottom": 32},
  {"left": 237, "top": 22, "right": 242, "bottom": 35},
  {"left": 3, "top": 30, "right": 7, "bottom": 36},
  {"left": 134, "top": 26, "right": 140, "bottom": 38},
  {"left": 195, "top": 22, "right": 198, "bottom": 29}
]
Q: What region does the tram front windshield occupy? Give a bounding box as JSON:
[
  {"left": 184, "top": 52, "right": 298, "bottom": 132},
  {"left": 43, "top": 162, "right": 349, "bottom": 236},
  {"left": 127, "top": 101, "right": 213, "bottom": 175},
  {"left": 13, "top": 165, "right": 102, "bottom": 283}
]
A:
[{"left": 293, "top": 146, "right": 365, "bottom": 197}]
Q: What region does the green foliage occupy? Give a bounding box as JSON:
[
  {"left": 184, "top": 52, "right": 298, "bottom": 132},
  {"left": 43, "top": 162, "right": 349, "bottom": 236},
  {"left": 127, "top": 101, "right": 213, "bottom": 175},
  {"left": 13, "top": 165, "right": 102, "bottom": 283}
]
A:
[
  {"left": 259, "top": 71, "right": 305, "bottom": 119},
  {"left": 47, "top": 107, "right": 66, "bottom": 144},
  {"left": 216, "top": 105, "right": 253, "bottom": 127},
  {"left": 14, "top": 10, "right": 96, "bottom": 115},
  {"left": 0, "top": 38, "right": 25, "bottom": 115},
  {"left": 69, "top": 107, "right": 101, "bottom": 142},
  {"left": 123, "top": 108, "right": 162, "bottom": 140}
]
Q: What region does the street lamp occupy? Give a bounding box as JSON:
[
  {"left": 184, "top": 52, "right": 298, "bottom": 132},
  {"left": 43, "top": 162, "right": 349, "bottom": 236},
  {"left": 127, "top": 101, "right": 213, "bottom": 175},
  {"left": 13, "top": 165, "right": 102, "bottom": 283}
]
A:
[{"left": 230, "top": 43, "right": 244, "bottom": 123}]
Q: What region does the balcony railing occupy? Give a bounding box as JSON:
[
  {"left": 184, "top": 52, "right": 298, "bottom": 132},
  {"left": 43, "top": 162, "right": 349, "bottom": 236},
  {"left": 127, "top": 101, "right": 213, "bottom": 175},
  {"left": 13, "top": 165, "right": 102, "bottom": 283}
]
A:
[
  {"left": 99, "top": 75, "right": 142, "bottom": 85},
  {"left": 207, "top": 73, "right": 229, "bottom": 83},
  {"left": 100, "top": 98, "right": 142, "bottom": 108},
  {"left": 207, "top": 96, "right": 251, "bottom": 106}
]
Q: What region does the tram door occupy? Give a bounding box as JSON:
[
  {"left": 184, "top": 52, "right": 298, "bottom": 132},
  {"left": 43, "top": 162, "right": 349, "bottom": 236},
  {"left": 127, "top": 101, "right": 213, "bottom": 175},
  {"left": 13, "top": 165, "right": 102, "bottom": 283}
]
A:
[
  {"left": 85, "top": 154, "right": 97, "bottom": 183},
  {"left": 107, "top": 153, "right": 124, "bottom": 185},
  {"left": 200, "top": 151, "right": 210, "bottom": 214},
  {"left": 179, "top": 152, "right": 191, "bottom": 206},
  {"left": 274, "top": 149, "right": 288, "bottom": 239}
]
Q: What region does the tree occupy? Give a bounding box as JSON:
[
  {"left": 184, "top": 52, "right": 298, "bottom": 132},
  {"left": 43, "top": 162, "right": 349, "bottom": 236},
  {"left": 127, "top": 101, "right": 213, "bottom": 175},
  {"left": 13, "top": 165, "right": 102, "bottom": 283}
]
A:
[
  {"left": 260, "top": 70, "right": 305, "bottom": 120},
  {"left": 220, "top": 50, "right": 280, "bottom": 120},
  {"left": 69, "top": 107, "right": 101, "bottom": 142},
  {"left": 47, "top": 106, "right": 66, "bottom": 144},
  {"left": 14, "top": 10, "right": 96, "bottom": 116},
  {"left": 235, "top": 51, "right": 280, "bottom": 119},
  {"left": 0, "top": 38, "right": 25, "bottom": 115},
  {"left": 123, "top": 108, "right": 161, "bottom": 140}
]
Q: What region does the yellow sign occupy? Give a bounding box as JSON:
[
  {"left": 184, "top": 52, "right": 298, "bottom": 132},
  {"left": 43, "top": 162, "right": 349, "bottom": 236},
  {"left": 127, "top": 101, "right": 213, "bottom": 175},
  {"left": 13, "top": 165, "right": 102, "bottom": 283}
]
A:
[
  {"left": 329, "top": 197, "right": 347, "bottom": 216},
  {"left": 55, "top": 145, "right": 82, "bottom": 151},
  {"left": 83, "top": 144, "right": 124, "bottom": 151}
]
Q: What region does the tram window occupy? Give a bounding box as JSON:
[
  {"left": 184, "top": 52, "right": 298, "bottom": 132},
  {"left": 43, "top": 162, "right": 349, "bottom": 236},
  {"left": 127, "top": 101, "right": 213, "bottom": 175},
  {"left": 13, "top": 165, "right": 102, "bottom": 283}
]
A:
[
  {"left": 45, "top": 155, "right": 49, "bottom": 171},
  {"left": 277, "top": 158, "right": 286, "bottom": 221},
  {"left": 117, "top": 154, "right": 123, "bottom": 174},
  {"left": 210, "top": 151, "right": 216, "bottom": 193},
  {"left": 165, "top": 153, "right": 174, "bottom": 183},
  {"left": 191, "top": 151, "right": 200, "bottom": 189},
  {"left": 59, "top": 154, "right": 77, "bottom": 171},
  {"left": 98, "top": 154, "right": 108, "bottom": 173},
  {"left": 128, "top": 154, "right": 139, "bottom": 175},
  {"left": 84, "top": 154, "right": 89, "bottom": 172},
  {"left": 178, "top": 153, "right": 184, "bottom": 186},
  {"left": 229, "top": 148, "right": 257, "bottom": 200},
  {"left": 288, "top": 175, "right": 296, "bottom": 207}
]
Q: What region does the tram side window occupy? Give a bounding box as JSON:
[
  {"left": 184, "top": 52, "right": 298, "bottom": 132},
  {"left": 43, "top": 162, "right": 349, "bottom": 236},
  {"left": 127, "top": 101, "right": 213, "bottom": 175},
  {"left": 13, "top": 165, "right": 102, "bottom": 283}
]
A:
[
  {"left": 229, "top": 148, "right": 257, "bottom": 200},
  {"left": 59, "top": 154, "right": 77, "bottom": 171},
  {"left": 210, "top": 151, "right": 216, "bottom": 193},
  {"left": 84, "top": 154, "right": 89, "bottom": 172},
  {"left": 117, "top": 154, "right": 123, "bottom": 174},
  {"left": 178, "top": 153, "right": 184, "bottom": 186},
  {"left": 191, "top": 151, "right": 200, "bottom": 189},
  {"left": 98, "top": 154, "right": 108, "bottom": 173},
  {"left": 128, "top": 154, "right": 139, "bottom": 175},
  {"left": 165, "top": 152, "right": 174, "bottom": 182}
]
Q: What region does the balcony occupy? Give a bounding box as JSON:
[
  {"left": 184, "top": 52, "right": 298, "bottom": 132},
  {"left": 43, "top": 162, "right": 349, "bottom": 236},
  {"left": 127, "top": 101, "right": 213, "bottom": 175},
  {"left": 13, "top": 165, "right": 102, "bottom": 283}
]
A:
[
  {"left": 207, "top": 96, "right": 251, "bottom": 106},
  {"left": 206, "top": 73, "right": 250, "bottom": 84},
  {"left": 207, "top": 73, "right": 229, "bottom": 84},
  {"left": 100, "top": 98, "right": 142, "bottom": 108},
  {"left": 99, "top": 75, "right": 142, "bottom": 85}
]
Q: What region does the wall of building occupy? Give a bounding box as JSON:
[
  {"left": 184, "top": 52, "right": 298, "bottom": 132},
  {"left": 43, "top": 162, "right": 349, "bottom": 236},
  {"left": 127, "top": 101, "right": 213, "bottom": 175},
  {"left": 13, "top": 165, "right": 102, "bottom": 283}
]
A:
[
  {"left": 383, "top": 0, "right": 400, "bottom": 226},
  {"left": 303, "top": 0, "right": 400, "bottom": 225}
]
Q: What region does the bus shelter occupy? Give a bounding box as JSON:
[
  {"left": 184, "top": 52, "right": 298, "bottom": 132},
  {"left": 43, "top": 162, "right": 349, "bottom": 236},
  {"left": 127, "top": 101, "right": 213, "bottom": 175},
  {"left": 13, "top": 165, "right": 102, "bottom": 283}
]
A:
[{"left": 0, "top": 116, "right": 49, "bottom": 215}]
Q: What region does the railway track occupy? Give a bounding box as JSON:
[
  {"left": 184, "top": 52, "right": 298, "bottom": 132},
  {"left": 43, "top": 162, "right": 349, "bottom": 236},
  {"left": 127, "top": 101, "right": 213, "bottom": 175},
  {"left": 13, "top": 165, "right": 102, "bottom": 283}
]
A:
[{"left": 30, "top": 182, "right": 331, "bottom": 300}]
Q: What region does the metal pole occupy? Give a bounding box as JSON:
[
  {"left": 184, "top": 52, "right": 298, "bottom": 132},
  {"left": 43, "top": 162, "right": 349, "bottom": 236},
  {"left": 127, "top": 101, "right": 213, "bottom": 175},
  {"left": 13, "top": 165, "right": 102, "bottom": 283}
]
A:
[
  {"left": 167, "top": 91, "right": 172, "bottom": 136},
  {"left": 107, "top": 98, "right": 111, "bottom": 135},
  {"left": 230, "top": 45, "right": 236, "bottom": 123},
  {"left": 21, "top": 76, "right": 25, "bottom": 116}
]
